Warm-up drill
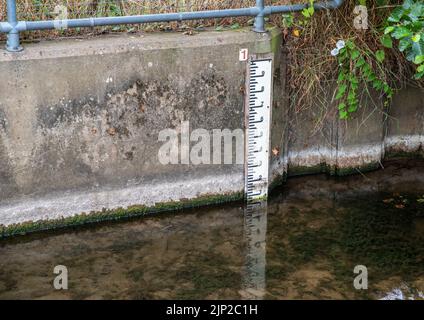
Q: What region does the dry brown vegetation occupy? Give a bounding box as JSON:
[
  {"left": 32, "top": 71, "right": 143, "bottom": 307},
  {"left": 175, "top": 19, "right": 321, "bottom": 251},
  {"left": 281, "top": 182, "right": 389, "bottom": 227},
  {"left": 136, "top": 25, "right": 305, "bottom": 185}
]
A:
[{"left": 284, "top": 0, "right": 419, "bottom": 122}]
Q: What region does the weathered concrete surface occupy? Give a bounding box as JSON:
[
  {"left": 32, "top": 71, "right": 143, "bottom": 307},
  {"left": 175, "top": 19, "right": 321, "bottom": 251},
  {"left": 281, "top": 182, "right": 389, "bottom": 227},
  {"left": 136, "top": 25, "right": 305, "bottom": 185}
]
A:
[
  {"left": 0, "top": 27, "right": 423, "bottom": 231},
  {"left": 386, "top": 86, "right": 424, "bottom": 157},
  {"left": 0, "top": 28, "right": 282, "bottom": 228},
  {"left": 284, "top": 84, "right": 424, "bottom": 177}
]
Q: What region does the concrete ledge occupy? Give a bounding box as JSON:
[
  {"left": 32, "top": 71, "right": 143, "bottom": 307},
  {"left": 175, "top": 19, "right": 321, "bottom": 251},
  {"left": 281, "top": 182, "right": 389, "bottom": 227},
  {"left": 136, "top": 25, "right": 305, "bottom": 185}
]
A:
[
  {"left": 0, "top": 30, "right": 270, "bottom": 61},
  {"left": 0, "top": 172, "right": 244, "bottom": 227}
]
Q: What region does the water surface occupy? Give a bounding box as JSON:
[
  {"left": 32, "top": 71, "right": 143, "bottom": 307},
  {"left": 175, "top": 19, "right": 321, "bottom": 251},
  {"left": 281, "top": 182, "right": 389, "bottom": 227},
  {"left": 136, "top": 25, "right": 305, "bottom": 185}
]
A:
[{"left": 0, "top": 160, "right": 423, "bottom": 300}]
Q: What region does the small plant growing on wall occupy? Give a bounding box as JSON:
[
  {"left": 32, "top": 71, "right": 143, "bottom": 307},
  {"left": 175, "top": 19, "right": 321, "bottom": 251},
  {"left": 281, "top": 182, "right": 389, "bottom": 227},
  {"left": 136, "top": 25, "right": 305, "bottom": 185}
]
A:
[
  {"left": 333, "top": 39, "right": 393, "bottom": 119},
  {"left": 281, "top": 0, "right": 423, "bottom": 121},
  {"left": 332, "top": 0, "right": 423, "bottom": 119}
]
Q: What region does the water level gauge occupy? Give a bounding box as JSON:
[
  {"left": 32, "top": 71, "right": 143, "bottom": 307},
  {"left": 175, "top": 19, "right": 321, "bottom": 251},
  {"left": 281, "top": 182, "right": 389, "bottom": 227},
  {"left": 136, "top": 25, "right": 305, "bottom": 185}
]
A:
[{"left": 245, "top": 57, "right": 273, "bottom": 202}]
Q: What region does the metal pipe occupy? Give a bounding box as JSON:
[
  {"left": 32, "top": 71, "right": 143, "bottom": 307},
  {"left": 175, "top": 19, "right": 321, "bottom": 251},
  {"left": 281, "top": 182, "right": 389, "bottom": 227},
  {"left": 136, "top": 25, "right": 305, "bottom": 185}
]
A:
[
  {"left": 21, "top": 8, "right": 260, "bottom": 31},
  {"left": 5, "top": 0, "right": 22, "bottom": 52},
  {"left": 1, "top": 0, "right": 345, "bottom": 52},
  {"left": 269, "top": 0, "right": 344, "bottom": 13},
  {"left": 253, "top": 0, "right": 266, "bottom": 33}
]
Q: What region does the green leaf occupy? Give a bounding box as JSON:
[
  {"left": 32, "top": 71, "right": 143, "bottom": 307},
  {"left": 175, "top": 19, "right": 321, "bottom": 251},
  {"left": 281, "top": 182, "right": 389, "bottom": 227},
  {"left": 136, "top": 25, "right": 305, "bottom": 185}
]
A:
[
  {"left": 355, "top": 57, "right": 366, "bottom": 68},
  {"left": 351, "top": 49, "right": 360, "bottom": 60},
  {"left": 363, "top": 66, "right": 372, "bottom": 77},
  {"left": 412, "top": 34, "right": 421, "bottom": 43},
  {"left": 282, "top": 14, "right": 294, "bottom": 28},
  {"left": 373, "top": 81, "right": 383, "bottom": 90},
  {"left": 406, "top": 50, "right": 416, "bottom": 62},
  {"left": 381, "top": 35, "right": 393, "bottom": 48},
  {"left": 384, "top": 26, "right": 395, "bottom": 34},
  {"left": 340, "top": 110, "right": 348, "bottom": 119},
  {"left": 347, "top": 91, "right": 356, "bottom": 101},
  {"left": 412, "top": 41, "right": 424, "bottom": 57},
  {"left": 336, "top": 84, "right": 347, "bottom": 99},
  {"left": 392, "top": 27, "right": 412, "bottom": 40},
  {"left": 350, "top": 76, "right": 359, "bottom": 85},
  {"left": 348, "top": 103, "right": 358, "bottom": 113},
  {"left": 415, "top": 70, "right": 424, "bottom": 79},
  {"left": 402, "top": 0, "right": 414, "bottom": 10},
  {"left": 302, "top": 8, "right": 312, "bottom": 18},
  {"left": 388, "top": 7, "right": 404, "bottom": 23},
  {"left": 338, "top": 103, "right": 346, "bottom": 111},
  {"left": 414, "top": 55, "right": 424, "bottom": 64},
  {"left": 376, "top": 50, "right": 385, "bottom": 63},
  {"left": 399, "top": 38, "right": 412, "bottom": 52}
]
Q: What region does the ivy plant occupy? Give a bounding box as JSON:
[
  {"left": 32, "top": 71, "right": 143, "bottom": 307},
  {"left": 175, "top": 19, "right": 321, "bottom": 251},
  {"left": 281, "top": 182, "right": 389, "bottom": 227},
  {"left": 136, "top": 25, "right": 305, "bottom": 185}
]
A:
[
  {"left": 281, "top": 0, "right": 315, "bottom": 35},
  {"left": 335, "top": 40, "right": 393, "bottom": 119},
  {"left": 301, "top": 0, "right": 316, "bottom": 19},
  {"left": 382, "top": 0, "right": 424, "bottom": 79}
]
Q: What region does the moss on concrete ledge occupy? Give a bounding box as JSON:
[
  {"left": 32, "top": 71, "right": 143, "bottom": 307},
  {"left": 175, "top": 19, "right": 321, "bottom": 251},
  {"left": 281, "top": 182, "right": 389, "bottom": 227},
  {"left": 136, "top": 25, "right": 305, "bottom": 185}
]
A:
[
  {"left": 336, "top": 162, "right": 381, "bottom": 176},
  {"left": 385, "top": 149, "right": 424, "bottom": 160},
  {"left": 0, "top": 191, "right": 244, "bottom": 239},
  {"left": 287, "top": 164, "right": 332, "bottom": 178},
  {"left": 287, "top": 162, "right": 382, "bottom": 178}
]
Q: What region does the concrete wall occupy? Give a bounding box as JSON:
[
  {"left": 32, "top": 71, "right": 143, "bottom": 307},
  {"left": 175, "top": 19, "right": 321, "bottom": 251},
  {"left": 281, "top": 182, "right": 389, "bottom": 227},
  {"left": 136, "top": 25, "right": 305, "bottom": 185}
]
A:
[
  {"left": 0, "top": 29, "right": 283, "bottom": 228},
  {"left": 0, "top": 28, "right": 423, "bottom": 231},
  {"left": 284, "top": 84, "right": 424, "bottom": 176}
]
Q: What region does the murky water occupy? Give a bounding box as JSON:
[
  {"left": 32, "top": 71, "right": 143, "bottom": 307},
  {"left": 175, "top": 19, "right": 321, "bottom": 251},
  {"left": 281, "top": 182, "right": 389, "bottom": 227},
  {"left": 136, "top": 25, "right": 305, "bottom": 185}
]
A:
[{"left": 0, "top": 160, "right": 423, "bottom": 300}]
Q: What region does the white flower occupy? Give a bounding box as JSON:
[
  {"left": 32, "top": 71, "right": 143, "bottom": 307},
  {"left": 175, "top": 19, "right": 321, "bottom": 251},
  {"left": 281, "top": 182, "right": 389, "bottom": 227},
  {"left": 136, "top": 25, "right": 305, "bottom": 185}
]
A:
[
  {"left": 331, "top": 48, "right": 340, "bottom": 56},
  {"left": 336, "top": 40, "right": 346, "bottom": 49}
]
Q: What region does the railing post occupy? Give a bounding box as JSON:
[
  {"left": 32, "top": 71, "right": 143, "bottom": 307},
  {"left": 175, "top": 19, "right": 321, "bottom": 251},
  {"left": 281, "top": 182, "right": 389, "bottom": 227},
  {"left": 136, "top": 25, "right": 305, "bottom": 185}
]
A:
[
  {"left": 253, "top": 0, "right": 266, "bottom": 33},
  {"left": 6, "top": 0, "right": 23, "bottom": 52}
]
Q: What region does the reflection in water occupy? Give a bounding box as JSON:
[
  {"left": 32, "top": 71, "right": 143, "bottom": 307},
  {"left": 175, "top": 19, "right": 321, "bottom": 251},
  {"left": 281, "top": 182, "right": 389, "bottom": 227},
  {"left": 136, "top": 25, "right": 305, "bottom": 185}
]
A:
[
  {"left": 0, "top": 160, "right": 423, "bottom": 300},
  {"left": 241, "top": 201, "right": 268, "bottom": 300}
]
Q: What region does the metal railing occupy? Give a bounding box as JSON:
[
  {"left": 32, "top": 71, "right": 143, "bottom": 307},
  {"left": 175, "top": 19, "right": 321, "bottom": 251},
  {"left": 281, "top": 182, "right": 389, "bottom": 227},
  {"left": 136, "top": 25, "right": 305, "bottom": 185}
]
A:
[{"left": 0, "top": 0, "right": 344, "bottom": 52}]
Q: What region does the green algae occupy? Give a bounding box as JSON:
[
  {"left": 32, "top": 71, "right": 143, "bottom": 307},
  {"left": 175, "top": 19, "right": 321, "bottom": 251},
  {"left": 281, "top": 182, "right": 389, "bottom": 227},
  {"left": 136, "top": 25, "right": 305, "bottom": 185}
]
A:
[
  {"left": 287, "top": 161, "right": 382, "bottom": 178},
  {"left": 385, "top": 150, "right": 424, "bottom": 160},
  {"left": 287, "top": 164, "right": 332, "bottom": 177},
  {"left": 335, "top": 162, "right": 381, "bottom": 176},
  {"left": 0, "top": 191, "right": 243, "bottom": 239}
]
